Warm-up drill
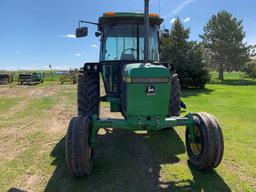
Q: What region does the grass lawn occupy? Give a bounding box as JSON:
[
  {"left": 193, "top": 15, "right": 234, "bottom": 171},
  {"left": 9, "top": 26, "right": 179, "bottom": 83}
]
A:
[{"left": 0, "top": 72, "right": 256, "bottom": 192}]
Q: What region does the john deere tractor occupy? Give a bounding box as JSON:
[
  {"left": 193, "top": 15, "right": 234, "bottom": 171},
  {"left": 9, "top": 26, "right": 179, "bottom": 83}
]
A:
[{"left": 66, "top": 0, "right": 224, "bottom": 176}]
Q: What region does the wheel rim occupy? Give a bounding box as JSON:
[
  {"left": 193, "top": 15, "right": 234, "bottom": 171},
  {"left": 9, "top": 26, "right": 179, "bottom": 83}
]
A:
[{"left": 190, "top": 126, "right": 202, "bottom": 155}]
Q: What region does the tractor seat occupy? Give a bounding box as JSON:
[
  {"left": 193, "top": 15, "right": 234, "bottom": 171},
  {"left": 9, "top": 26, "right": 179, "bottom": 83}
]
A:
[{"left": 120, "top": 54, "right": 135, "bottom": 61}]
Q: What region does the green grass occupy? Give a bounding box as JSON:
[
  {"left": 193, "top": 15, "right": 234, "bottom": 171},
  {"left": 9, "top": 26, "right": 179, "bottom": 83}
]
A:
[
  {"left": 209, "top": 71, "right": 256, "bottom": 85},
  {"left": 0, "top": 72, "right": 256, "bottom": 191}
]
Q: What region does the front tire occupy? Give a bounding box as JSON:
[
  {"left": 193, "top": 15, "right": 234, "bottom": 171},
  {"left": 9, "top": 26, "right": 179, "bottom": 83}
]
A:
[
  {"left": 185, "top": 112, "right": 224, "bottom": 171},
  {"left": 66, "top": 116, "right": 94, "bottom": 176}
]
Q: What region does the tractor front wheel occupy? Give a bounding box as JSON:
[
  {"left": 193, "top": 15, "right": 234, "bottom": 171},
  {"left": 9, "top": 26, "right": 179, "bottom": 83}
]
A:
[
  {"left": 185, "top": 112, "right": 224, "bottom": 171},
  {"left": 66, "top": 116, "right": 94, "bottom": 176}
]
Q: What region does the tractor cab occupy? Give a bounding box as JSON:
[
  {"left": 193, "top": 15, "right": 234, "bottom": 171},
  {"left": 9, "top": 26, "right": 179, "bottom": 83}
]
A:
[
  {"left": 99, "top": 12, "right": 163, "bottom": 62},
  {"left": 76, "top": 12, "right": 164, "bottom": 98},
  {"left": 98, "top": 12, "right": 164, "bottom": 97}
]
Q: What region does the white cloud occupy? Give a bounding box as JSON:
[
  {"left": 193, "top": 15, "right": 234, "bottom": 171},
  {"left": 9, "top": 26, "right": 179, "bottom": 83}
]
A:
[
  {"left": 62, "top": 34, "right": 76, "bottom": 38},
  {"left": 164, "top": 0, "right": 196, "bottom": 19},
  {"left": 170, "top": 18, "right": 177, "bottom": 24},
  {"left": 172, "top": 0, "right": 195, "bottom": 15},
  {"left": 90, "top": 44, "right": 98, "bottom": 48},
  {"left": 15, "top": 50, "right": 20, "bottom": 53},
  {"left": 183, "top": 17, "right": 191, "bottom": 23},
  {"left": 75, "top": 53, "right": 81, "bottom": 56}
]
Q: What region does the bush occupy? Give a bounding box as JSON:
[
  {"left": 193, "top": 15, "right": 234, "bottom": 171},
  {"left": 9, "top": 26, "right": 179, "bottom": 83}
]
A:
[
  {"left": 244, "top": 59, "right": 256, "bottom": 79},
  {"left": 179, "top": 43, "right": 210, "bottom": 88}
]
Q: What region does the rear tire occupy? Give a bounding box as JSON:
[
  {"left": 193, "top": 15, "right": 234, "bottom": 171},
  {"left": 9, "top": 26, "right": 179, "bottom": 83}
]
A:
[
  {"left": 185, "top": 112, "right": 224, "bottom": 171},
  {"left": 169, "top": 74, "right": 181, "bottom": 116},
  {"left": 66, "top": 116, "right": 94, "bottom": 176},
  {"left": 78, "top": 72, "right": 100, "bottom": 117}
]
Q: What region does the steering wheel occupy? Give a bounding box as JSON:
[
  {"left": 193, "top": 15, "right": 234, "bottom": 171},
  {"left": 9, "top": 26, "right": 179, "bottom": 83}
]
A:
[{"left": 121, "top": 48, "right": 138, "bottom": 56}]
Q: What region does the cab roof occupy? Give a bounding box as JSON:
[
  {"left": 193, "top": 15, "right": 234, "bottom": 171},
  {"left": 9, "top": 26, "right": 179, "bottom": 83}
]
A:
[{"left": 99, "top": 12, "right": 164, "bottom": 26}]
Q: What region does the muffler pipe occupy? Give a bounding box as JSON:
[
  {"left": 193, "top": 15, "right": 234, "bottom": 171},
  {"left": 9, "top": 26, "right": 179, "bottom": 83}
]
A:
[{"left": 144, "top": 0, "right": 150, "bottom": 63}]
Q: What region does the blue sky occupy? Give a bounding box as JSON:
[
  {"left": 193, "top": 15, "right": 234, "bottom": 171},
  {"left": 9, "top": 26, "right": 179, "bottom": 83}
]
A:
[{"left": 0, "top": 0, "right": 255, "bottom": 70}]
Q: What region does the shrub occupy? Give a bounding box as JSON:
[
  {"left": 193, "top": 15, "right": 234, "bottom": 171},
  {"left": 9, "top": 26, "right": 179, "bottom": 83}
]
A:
[{"left": 244, "top": 59, "right": 256, "bottom": 79}]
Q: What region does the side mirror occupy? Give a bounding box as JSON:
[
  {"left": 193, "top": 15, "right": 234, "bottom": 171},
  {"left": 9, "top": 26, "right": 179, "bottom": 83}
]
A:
[
  {"left": 95, "top": 31, "right": 101, "bottom": 37},
  {"left": 76, "top": 27, "right": 88, "bottom": 38}
]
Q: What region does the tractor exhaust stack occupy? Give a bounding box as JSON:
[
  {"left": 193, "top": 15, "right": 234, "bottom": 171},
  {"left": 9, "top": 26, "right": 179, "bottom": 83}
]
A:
[{"left": 144, "top": 0, "right": 150, "bottom": 63}]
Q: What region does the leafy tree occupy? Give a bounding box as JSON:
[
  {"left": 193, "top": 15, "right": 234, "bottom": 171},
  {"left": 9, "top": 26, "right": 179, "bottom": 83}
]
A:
[
  {"left": 160, "top": 19, "right": 210, "bottom": 88},
  {"left": 201, "top": 10, "right": 249, "bottom": 80}
]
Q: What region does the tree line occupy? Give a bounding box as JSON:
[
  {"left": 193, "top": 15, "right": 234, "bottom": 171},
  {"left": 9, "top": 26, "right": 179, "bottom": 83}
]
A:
[{"left": 160, "top": 10, "right": 256, "bottom": 88}]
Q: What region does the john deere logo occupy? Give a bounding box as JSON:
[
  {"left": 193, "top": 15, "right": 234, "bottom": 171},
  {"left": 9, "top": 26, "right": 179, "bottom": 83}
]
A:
[{"left": 145, "top": 85, "right": 157, "bottom": 96}]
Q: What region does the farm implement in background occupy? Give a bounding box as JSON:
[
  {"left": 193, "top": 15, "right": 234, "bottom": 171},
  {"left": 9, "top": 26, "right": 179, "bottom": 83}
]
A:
[
  {"left": 59, "top": 69, "right": 78, "bottom": 85},
  {"left": 18, "top": 72, "right": 44, "bottom": 85},
  {"left": 0, "top": 73, "right": 13, "bottom": 84}
]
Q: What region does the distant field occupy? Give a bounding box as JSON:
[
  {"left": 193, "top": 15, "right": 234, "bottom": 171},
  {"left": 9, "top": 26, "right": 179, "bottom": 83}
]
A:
[{"left": 0, "top": 72, "right": 256, "bottom": 191}]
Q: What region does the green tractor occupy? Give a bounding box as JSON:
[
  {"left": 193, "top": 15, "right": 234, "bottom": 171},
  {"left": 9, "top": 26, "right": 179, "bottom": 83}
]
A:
[{"left": 66, "top": 0, "right": 224, "bottom": 176}]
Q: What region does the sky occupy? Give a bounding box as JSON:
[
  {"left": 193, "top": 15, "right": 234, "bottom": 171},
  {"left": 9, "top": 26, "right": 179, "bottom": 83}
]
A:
[{"left": 0, "top": 0, "right": 255, "bottom": 70}]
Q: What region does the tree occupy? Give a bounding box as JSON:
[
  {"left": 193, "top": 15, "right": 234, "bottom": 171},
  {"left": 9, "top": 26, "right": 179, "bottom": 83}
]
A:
[
  {"left": 160, "top": 19, "right": 210, "bottom": 88},
  {"left": 244, "top": 59, "right": 256, "bottom": 79},
  {"left": 201, "top": 10, "right": 249, "bottom": 80}
]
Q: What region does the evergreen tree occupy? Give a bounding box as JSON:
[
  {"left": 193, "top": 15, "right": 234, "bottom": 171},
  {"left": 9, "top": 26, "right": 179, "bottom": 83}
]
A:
[
  {"left": 201, "top": 10, "right": 249, "bottom": 80},
  {"left": 160, "top": 19, "right": 210, "bottom": 88}
]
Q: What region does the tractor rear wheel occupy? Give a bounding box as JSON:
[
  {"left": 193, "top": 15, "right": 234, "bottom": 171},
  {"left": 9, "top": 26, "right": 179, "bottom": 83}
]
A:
[
  {"left": 169, "top": 74, "right": 181, "bottom": 116},
  {"left": 78, "top": 72, "right": 99, "bottom": 117},
  {"left": 185, "top": 112, "right": 224, "bottom": 171},
  {"left": 66, "top": 116, "right": 94, "bottom": 176}
]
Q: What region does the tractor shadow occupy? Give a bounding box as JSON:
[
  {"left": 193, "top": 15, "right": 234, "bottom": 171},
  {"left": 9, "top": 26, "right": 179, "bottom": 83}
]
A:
[
  {"left": 44, "top": 128, "right": 231, "bottom": 192},
  {"left": 157, "top": 161, "right": 231, "bottom": 192}
]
